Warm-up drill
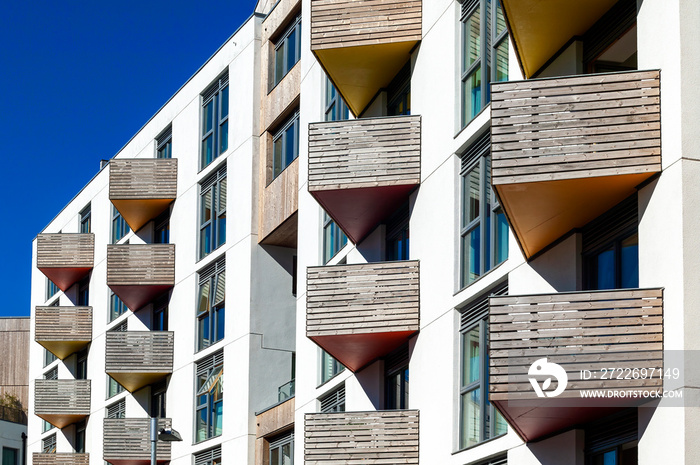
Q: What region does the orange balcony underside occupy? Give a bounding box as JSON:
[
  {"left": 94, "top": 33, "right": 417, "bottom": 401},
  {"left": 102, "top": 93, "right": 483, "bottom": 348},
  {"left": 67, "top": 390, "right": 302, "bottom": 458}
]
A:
[
  {"left": 36, "top": 413, "right": 87, "bottom": 430},
  {"left": 497, "top": 172, "right": 654, "bottom": 259},
  {"left": 311, "top": 184, "right": 416, "bottom": 244},
  {"left": 106, "top": 371, "right": 170, "bottom": 393},
  {"left": 36, "top": 340, "right": 90, "bottom": 360},
  {"left": 310, "top": 330, "right": 416, "bottom": 373},
  {"left": 38, "top": 267, "right": 91, "bottom": 293},
  {"left": 109, "top": 284, "right": 172, "bottom": 312},
  {"left": 111, "top": 198, "right": 173, "bottom": 232}
]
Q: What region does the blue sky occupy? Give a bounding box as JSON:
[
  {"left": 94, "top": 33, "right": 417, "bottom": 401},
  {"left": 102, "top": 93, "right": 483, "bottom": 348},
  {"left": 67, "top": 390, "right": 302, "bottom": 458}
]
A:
[{"left": 0, "top": 1, "right": 257, "bottom": 317}]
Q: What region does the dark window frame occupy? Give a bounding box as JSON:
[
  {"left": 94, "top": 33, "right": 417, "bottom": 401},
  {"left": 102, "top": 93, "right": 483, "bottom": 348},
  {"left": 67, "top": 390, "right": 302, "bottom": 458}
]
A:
[
  {"left": 196, "top": 259, "right": 225, "bottom": 352},
  {"left": 195, "top": 351, "right": 224, "bottom": 443},
  {"left": 111, "top": 205, "right": 130, "bottom": 244},
  {"left": 156, "top": 126, "right": 173, "bottom": 159},
  {"left": 79, "top": 203, "right": 91, "bottom": 234},
  {"left": 271, "top": 110, "right": 300, "bottom": 181},
  {"left": 272, "top": 14, "right": 302, "bottom": 88},
  {"left": 319, "top": 384, "right": 345, "bottom": 413},
  {"left": 323, "top": 212, "right": 347, "bottom": 264},
  {"left": 324, "top": 75, "right": 349, "bottom": 122},
  {"left": 269, "top": 430, "right": 294, "bottom": 465},
  {"left": 199, "top": 167, "right": 227, "bottom": 259},
  {"left": 200, "top": 73, "right": 229, "bottom": 170}
]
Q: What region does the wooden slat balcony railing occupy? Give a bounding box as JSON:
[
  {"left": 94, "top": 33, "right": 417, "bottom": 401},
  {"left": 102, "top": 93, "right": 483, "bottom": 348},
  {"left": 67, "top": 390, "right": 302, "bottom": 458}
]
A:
[
  {"left": 104, "top": 418, "right": 171, "bottom": 465},
  {"left": 490, "top": 70, "right": 661, "bottom": 258},
  {"left": 308, "top": 116, "right": 421, "bottom": 243},
  {"left": 105, "top": 331, "right": 174, "bottom": 393},
  {"left": 106, "top": 244, "right": 175, "bottom": 311},
  {"left": 109, "top": 158, "right": 177, "bottom": 231},
  {"left": 307, "top": 261, "right": 419, "bottom": 372},
  {"left": 489, "top": 288, "right": 663, "bottom": 441},
  {"left": 310, "top": 0, "right": 422, "bottom": 115},
  {"left": 33, "top": 453, "right": 90, "bottom": 465},
  {"left": 305, "top": 410, "right": 419, "bottom": 464},
  {"left": 34, "top": 380, "right": 91, "bottom": 429},
  {"left": 36, "top": 234, "right": 94, "bottom": 292},
  {"left": 35, "top": 306, "right": 92, "bottom": 359}
]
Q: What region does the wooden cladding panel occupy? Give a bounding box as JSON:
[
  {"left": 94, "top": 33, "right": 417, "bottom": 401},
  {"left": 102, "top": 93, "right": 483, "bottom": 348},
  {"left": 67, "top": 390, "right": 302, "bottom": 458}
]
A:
[
  {"left": 489, "top": 288, "right": 663, "bottom": 400},
  {"left": 34, "top": 380, "right": 91, "bottom": 415},
  {"left": 33, "top": 454, "right": 90, "bottom": 465},
  {"left": 106, "top": 245, "right": 175, "bottom": 286},
  {"left": 491, "top": 70, "right": 661, "bottom": 184},
  {"left": 36, "top": 234, "right": 94, "bottom": 268},
  {"left": 311, "top": 0, "right": 422, "bottom": 50},
  {"left": 305, "top": 410, "right": 419, "bottom": 464},
  {"left": 103, "top": 418, "right": 171, "bottom": 463},
  {"left": 35, "top": 307, "right": 92, "bottom": 342},
  {"left": 308, "top": 116, "right": 421, "bottom": 191},
  {"left": 105, "top": 332, "right": 174, "bottom": 374},
  {"left": 109, "top": 159, "right": 177, "bottom": 200},
  {"left": 307, "top": 261, "right": 419, "bottom": 337}
]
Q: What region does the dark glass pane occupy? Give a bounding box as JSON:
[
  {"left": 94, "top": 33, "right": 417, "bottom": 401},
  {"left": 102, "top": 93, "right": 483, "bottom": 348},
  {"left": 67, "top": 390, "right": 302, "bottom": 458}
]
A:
[
  {"left": 199, "top": 314, "right": 210, "bottom": 350},
  {"left": 463, "top": 6, "right": 481, "bottom": 72},
  {"left": 221, "top": 86, "right": 229, "bottom": 118},
  {"left": 196, "top": 408, "right": 207, "bottom": 442},
  {"left": 462, "top": 226, "right": 481, "bottom": 286},
  {"left": 219, "top": 120, "right": 228, "bottom": 154},
  {"left": 282, "top": 443, "right": 292, "bottom": 465},
  {"left": 200, "top": 226, "right": 211, "bottom": 257},
  {"left": 495, "top": 210, "right": 508, "bottom": 265},
  {"left": 495, "top": 39, "right": 509, "bottom": 82},
  {"left": 495, "top": 0, "right": 506, "bottom": 35},
  {"left": 203, "top": 100, "right": 213, "bottom": 133},
  {"left": 286, "top": 29, "right": 297, "bottom": 72},
  {"left": 284, "top": 123, "right": 296, "bottom": 166},
  {"left": 275, "top": 45, "right": 284, "bottom": 84},
  {"left": 464, "top": 164, "right": 481, "bottom": 226},
  {"left": 596, "top": 247, "right": 616, "bottom": 290},
  {"left": 201, "top": 190, "right": 212, "bottom": 223},
  {"left": 271, "top": 448, "right": 280, "bottom": 465},
  {"left": 621, "top": 234, "right": 639, "bottom": 288},
  {"left": 463, "top": 66, "right": 482, "bottom": 123},
  {"left": 460, "top": 389, "right": 480, "bottom": 449},
  {"left": 202, "top": 135, "right": 213, "bottom": 167},
  {"left": 215, "top": 306, "right": 225, "bottom": 342},
  {"left": 273, "top": 137, "right": 283, "bottom": 178}
]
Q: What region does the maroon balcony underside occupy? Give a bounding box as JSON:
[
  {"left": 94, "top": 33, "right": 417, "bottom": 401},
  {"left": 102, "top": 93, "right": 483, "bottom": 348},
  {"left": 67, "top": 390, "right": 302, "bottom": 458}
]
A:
[
  {"left": 38, "top": 267, "right": 92, "bottom": 293},
  {"left": 109, "top": 285, "right": 172, "bottom": 311},
  {"left": 310, "top": 330, "right": 416, "bottom": 373},
  {"left": 311, "top": 184, "right": 416, "bottom": 244}
]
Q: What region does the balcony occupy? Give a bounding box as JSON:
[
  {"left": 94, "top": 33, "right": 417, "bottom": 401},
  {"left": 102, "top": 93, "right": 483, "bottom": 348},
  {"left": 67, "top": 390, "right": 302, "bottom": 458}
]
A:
[
  {"left": 105, "top": 331, "right": 174, "bottom": 393},
  {"left": 32, "top": 454, "right": 89, "bottom": 465},
  {"left": 489, "top": 288, "right": 663, "bottom": 441},
  {"left": 106, "top": 244, "right": 175, "bottom": 311},
  {"left": 109, "top": 158, "right": 177, "bottom": 231},
  {"left": 36, "top": 234, "right": 94, "bottom": 292},
  {"left": 308, "top": 116, "right": 420, "bottom": 243},
  {"left": 34, "top": 380, "right": 91, "bottom": 429},
  {"left": 491, "top": 70, "right": 661, "bottom": 258},
  {"left": 305, "top": 410, "right": 419, "bottom": 464},
  {"left": 307, "top": 261, "right": 419, "bottom": 372},
  {"left": 104, "top": 418, "right": 171, "bottom": 465},
  {"left": 310, "top": 0, "right": 422, "bottom": 116},
  {"left": 35, "top": 306, "right": 92, "bottom": 359}
]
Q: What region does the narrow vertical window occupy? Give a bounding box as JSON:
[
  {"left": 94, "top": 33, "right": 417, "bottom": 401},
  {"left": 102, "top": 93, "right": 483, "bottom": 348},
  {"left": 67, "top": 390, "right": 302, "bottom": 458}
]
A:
[
  {"left": 79, "top": 203, "right": 91, "bottom": 233},
  {"left": 384, "top": 344, "right": 409, "bottom": 410},
  {"left": 77, "top": 277, "right": 89, "bottom": 307},
  {"left": 199, "top": 166, "right": 227, "bottom": 259},
  {"left": 111, "top": 205, "right": 130, "bottom": 244},
  {"left": 272, "top": 110, "right": 300, "bottom": 180},
  {"left": 156, "top": 126, "right": 172, "bottom": 159},
  {"left": 323, "top": 212, "right": 347, "bottom": 264},
  {"left": 273, "top": 14, "right": 301, "bottom": 87},
  {"left": 46, "top": 278, "right": 59, "bottom": 302},
  {"left": 386, "top": 203, "right": 410, "bottom": 261},
  {"left": 197, "top": 258, "right": 225, "bottom": 351},
  {"left": 324, "top": 76, "right": 349, "bottom": 122},
  {"left": 75, "top": 421, "right": 86, "bottom": 453},
  {"left": 201, "top": 73, "right": 229, "bottom": 169},
  {"left": 107, "top": 375, "right": 125, "bottom": 399},
  {"left": 195, "top": 351, "right": 224, "bottom": 442},
  {"left": 76, "top": 349, "right": 87, "bottom": 380},
  {"left": 154, "top": 210, "right": 170, "bottom": 244},
  {"left": 387, "top": 62, "right": 411, "bottom": 116},
  {"left": 153, "top": 295, "right": 169, "bottom": 331},
  {"left": 109, "top": 291, "right": 127, "bottom": 322},
  {"left": 151, "top": 380, "right": 167, "bottom": 418},
  {"left": 320, "top": 349, "right": 345, "bottom": 385},
  {"left": 42, "top": 435, "right": 56, "bottom": 454},
  {"left": 269, "top": 431, "right": 294, "bottom": 465}
]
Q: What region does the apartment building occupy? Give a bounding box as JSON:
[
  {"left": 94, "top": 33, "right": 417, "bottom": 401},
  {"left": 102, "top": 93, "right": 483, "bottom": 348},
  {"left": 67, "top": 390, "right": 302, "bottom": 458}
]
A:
[{"left": 28, "top": 0, "right": 700, "bottom": 464}]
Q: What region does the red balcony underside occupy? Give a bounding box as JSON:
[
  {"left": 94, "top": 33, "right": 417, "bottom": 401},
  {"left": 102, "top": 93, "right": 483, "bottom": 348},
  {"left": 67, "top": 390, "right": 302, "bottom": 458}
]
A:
[
  {"left": 310, "top": 330, "right": 416, "bottom": 373},
  {"left": 311, "top": 184, "right": 416, "bottom": 244},
  {"left": 39, "top": 267, "right": 92, "bottom": 293},
  {"left": 109, "top": 285, "right": 172, "bottom": 311}
]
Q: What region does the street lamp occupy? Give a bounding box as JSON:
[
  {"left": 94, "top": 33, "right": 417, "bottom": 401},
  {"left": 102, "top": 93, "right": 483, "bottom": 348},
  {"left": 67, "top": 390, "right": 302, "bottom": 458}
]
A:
[{"left": 150, "top": 417, "right": 182, "bottom": 465}]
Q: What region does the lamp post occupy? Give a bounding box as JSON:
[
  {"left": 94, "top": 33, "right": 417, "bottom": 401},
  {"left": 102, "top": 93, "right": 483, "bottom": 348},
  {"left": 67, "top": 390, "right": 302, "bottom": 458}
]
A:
[{"left": 150, "top": 417, "right": 182, "bottom": 465}]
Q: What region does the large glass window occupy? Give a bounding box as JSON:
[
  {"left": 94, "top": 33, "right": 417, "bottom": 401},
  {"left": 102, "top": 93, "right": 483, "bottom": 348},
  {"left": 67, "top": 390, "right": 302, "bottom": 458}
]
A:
[
  {"left": 195, "top": 352, "right": 223, "bottom": 443},
  {"left": 111, "top": 205, "right": 130, "bottom": 243},
  {"left": 201, "top": 73, "right": 229, "bottom": 169},
  {"left": 273, "top": 15, "right": 301, "bottom": 87},
  {"left": 272, "top": 111, "right": 300, "bottom": 180},
  {"left": 460, "top": 134, "right": 508, "bottom": 288},
  {"left": 323, "top": 212, "right": 347, "bottom": 264},
  {"left": 156, "top": 126, "right": 172, "bottom": 159},
  {"left": 269, "top": 431, "right": 294, "bottom": 465},
  {"left": 320, "top": 350, "right": 344, "bottom": 385},
  {"left": 199, "top": 167, "right": 227, "bottom": 259},
  {"left": 461, "top": 0, "right": 508, "bottom": 126},
  {"left": 197, "top": 258, "right": 225, "bottom": 351},
  {"left": 79, "top": 204, "right": 91, "bottom": 233},
  {"left": 324, "top": 76, "right": 349, "bottom": 122}
]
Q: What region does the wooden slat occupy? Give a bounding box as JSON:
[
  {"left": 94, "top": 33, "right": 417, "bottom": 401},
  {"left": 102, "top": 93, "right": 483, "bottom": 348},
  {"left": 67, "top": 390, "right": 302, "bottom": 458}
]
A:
[
  {"left": 36, "top": 234, "right": 94, "bottom": 268},
  {"left": 105, "top": 331, "right": 174, "bottom": 374},
  {"left": 34, "top": 380, "right": 90, "bottom": 416},
  {"left": 109, "top": 159, "right": 177, "bottom": 200},
  {"left": 489, "top": 288, "right": 664, "bottom": 399},
  {"left": 32, "top": 454, "right": 90, "bottom": 465},
  {"left": 490, "top": 70, "right": 662, "bottom": 185},
  {"left": 308, "top": 116, "right": 421, "bottom": 192},
  {"left": 35, "top": 307, "right": 92, "bottom": 342},
  {"left": 304, "top": 410, "right": 419, "bottom": 464},
  {"left": 306, "top": 261, "right": 419, "bottom": 337},
  {"left": 106, "top": 244, "right": 175, "bottom": 286},
  {"left": 103, "top": 418, "right": 171, "bottom": 463}
]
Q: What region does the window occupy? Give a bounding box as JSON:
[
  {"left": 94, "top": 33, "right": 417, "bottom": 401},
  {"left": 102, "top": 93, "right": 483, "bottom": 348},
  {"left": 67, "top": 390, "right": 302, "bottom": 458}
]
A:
[
  {"left": 583, "top": 195, "right": 638, "bottom": 291},
  {"left": 459, "top": 284, "right": 508, "bottom": 450},
  {"left": 109, "top": 292, "right": 127, "bottom": 322},
  {"left": 42, "top": 420, "right": 54, "bottom": 433},
  {"left": 461, "top": 0, "right": 508, "bottom": 126},
  {"left": 79, "top": 204, "right": 91, "bottom": 233},
  {"left": 156, "top": 126, "right": 172, "bottom": 159},
  {"left": 46, "top": 278, "right": 59, "bottom": 302},
  {"left": 153, "top": 295, "right": 168, "bottom": 331},
  {"left": 201, "top": 73, "right": 229, "bottom": 169},
  {"left": 460, "top": 133, "right": 508, "bottom": 288},
  {"left": 585, "top": 409, "right": 638, "bottom": 465},
  {"left": 323, "top": 212, "right": 347, "bottom": 264},
  {"left": 43, "top": 348, "right": 57, "bottom": 368},
  {"left": 107, "top": 375, "right": 125, "bottom": 399},
  {"left": 76, "top": 349, "right": 87, "bottom": 380},
  {"left": 272, "top": 111, "right": 299, "bottom": 180},
  {"left": 2, "top": 448, "right": 18, "bottom": 465},
  {"left": 387, "top": 62, "right": 411, "bottom": 116},
  {"left": 44, "top": 366, "right": 58, "bottom": 380},
  {"left": 273, "top": 14, "right": 301, "bottom": 87},
  {"left": 42, "top": 435, "right": 56, "bottom": 454},
  {"left": 319, "top": 385, "right": 345, "bottom": 413},
  {"left": 197, "top": 258, "right": 225, "bottom": 351},
  {"left": 78, "top": 277, "right": 89, "bottom": 306},
  {"left": 154, "top": 210, "right": 170, "bottom": 244},
  {"left": 194, "top": 446, "right": 221, "bottom": 465},
  {"left": 320, "top": 350, "right": 344, "bottom": 385},
  {"left": 199, "top": 166, "right": 227, "bottom": 259},
  {"left": 151, "top": 380, "right": 167, "bottom": 418},
  {"left": 106, "top": 399, "right": 125, "bottom": 418},
  {"left": 324, "top": 76, "right": 349, "bottom": 122},
  {"left": 269, "top": 431, "right": 294, "bottom": 465},
  {"left": 75, "top": 420, "right": 86, "bottom": 453},
  {"left": 111, "top": 205, "right": 130, "bottom": 243},
  {"left": 386, "top": 203, "right": 410, "bottom": 261},
  {"left": 195, "top": 351, "right": 223, "bottom": 442},
  {"left": 385, "top": 344, "right": 409, "bottom": 410}
]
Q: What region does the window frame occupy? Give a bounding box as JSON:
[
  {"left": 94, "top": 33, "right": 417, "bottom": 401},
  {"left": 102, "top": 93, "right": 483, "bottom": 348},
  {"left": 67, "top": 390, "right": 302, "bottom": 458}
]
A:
[
  {"left": 319, "top": 349, "right": 345, "bottom": 386},
  {"left": 46, "top": 278, "right": 59, "bottom": 302},
  {"left": 109, "top": 291, "right": 128, "bottom": 322},
  {"left": 269, "top": 430, "right": 294, "bottom": 465},
  {"left": 319, "top": 385, "right": 345, "bottom": 413},
  {"left": 322, "top": 212, "right": 348, "bottom": 264},
  {"left": 196, "top": 259, "right": 225, "bottom": 352},
  {"left": 271, "top": 111, "right": 300, "bottom": 181},
  {"left": 200, "top": 73, "right": 229, "bottom": 170},
  {"left": 273, "top": 14, "right": 302, "bottom": 88},
  {"left": 106, "top": 399, "right": 126, "bottom": 419},
  {"left": 156, "top": 126, "right": 173, "bottom": 159},
  {"left": 198, "top": 167, "right": 227, "bottom": 259},
  {"left": 324, "top": 75, "right": 349, "bottom": 122},
  {"left": 77, "top": 277, "right": 89, "bottom": 307},
  {"left": 79, "top": 204, "right": 91, "bottom": 233},
  {"left": 111, "top": 205, "right": 130, "bottom": 244},
  {"left": 194, "top": 352, "right": 224, "bottom": 443},
  {"left": 2, "top": 447, "right": 19, "bottom": 465},
  {"left": 42, "top": 434, "right": 56, "bottom": 454}
]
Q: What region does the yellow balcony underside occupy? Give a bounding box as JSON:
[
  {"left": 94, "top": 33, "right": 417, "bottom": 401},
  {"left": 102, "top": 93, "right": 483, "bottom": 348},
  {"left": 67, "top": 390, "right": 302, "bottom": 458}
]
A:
[
  {"left": 315, "top": 40, "right": 418, "bottom": 117},
  {"left": 502, "top": 0, "right": 618, "bottom": 78},
  {"left": 111, "top": 198, "right": 173, "bottom": 232},
  {"left": 36, "top": 413, "right": 87, "bottom": 430},
  {"left": 36, "top": 340, "right": 90, "bottom": 360},
  {"left": 106, "top": 371, "right": 170, "bottom": 393}
]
